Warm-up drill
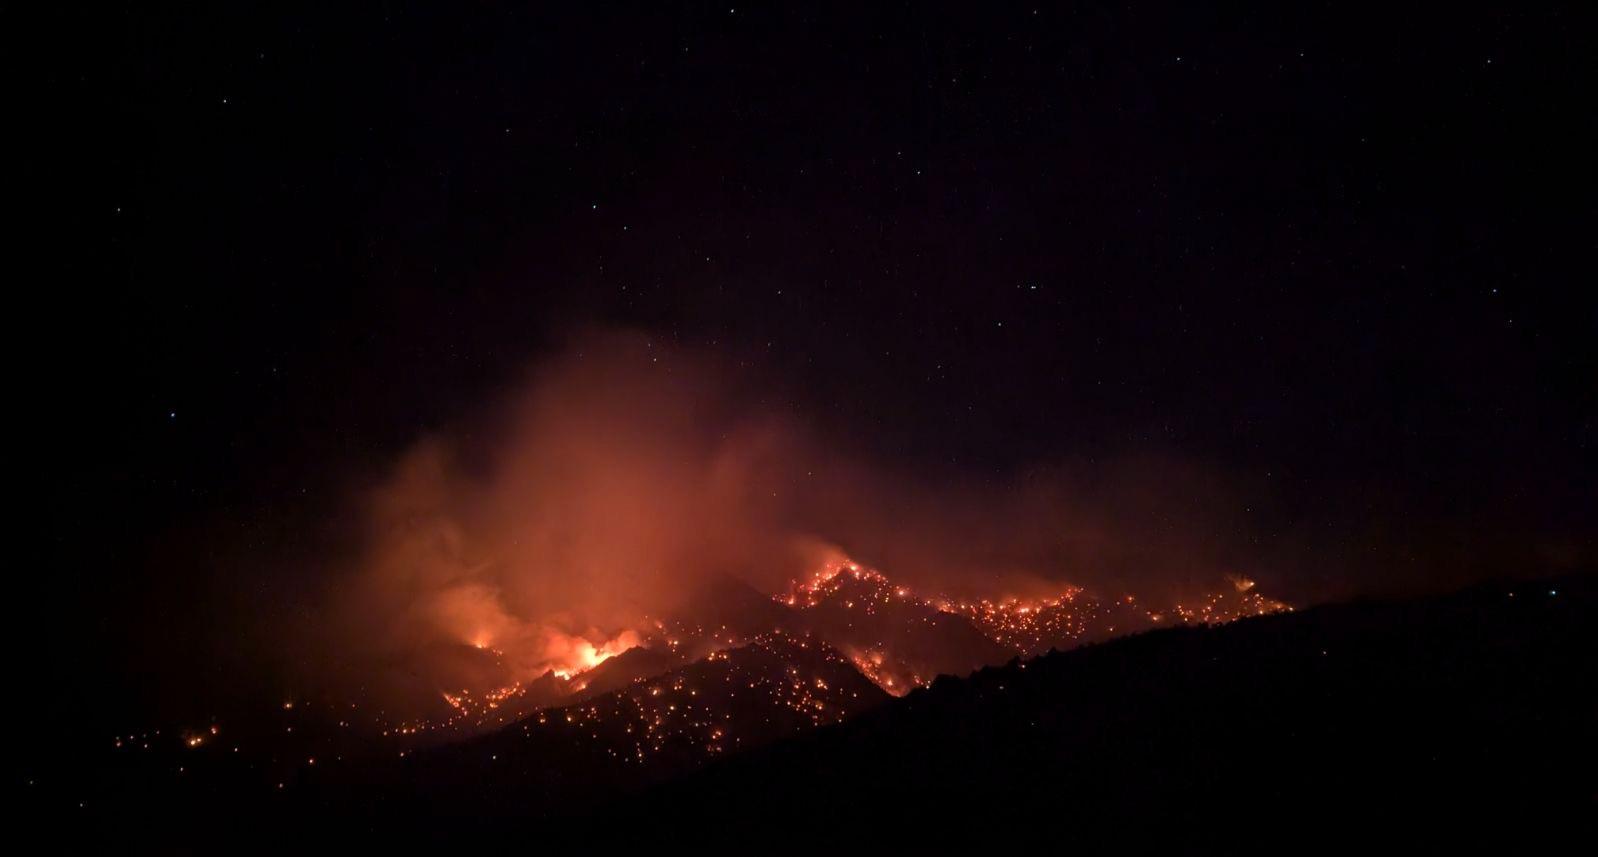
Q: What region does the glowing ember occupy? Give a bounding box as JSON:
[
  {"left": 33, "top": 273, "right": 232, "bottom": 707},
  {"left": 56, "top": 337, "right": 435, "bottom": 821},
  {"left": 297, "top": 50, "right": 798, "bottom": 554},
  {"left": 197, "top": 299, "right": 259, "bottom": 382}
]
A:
[{"left": 783, "top": 558, "right": 1292, "bottom": 693}]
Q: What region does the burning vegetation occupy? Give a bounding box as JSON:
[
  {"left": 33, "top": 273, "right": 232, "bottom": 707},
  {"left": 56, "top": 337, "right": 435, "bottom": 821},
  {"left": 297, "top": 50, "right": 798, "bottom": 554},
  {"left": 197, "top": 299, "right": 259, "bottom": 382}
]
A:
[
  {"left": 84, "top": 333, "right": 1298, "bottom": 820},
  {"left": 95, "top": 554, "right": 1291, "bottom": 819},
  {"left": 304, "top": 333, "right": 1298, "bottom": 726}
]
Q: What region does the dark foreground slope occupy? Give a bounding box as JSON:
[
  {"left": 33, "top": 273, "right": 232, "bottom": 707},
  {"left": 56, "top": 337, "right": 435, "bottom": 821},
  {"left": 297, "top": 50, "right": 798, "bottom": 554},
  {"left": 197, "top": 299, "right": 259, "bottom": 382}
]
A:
[{"left": 598, "top": 576, "right": 1597, "bottom": 850}]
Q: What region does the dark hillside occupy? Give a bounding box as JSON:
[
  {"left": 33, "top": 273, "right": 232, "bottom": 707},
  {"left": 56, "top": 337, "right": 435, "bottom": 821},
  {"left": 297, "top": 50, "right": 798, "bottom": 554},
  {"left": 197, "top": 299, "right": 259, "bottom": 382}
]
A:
[{"left": 606, "top": 576, "right": 1597, "bottom": 849}]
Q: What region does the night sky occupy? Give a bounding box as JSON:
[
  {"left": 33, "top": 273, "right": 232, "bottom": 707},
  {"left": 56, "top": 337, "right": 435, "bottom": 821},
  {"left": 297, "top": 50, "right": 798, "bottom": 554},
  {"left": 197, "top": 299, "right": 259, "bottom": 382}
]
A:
[{"left": 26, "top": 4, "right": 1594, "bottom": 731}]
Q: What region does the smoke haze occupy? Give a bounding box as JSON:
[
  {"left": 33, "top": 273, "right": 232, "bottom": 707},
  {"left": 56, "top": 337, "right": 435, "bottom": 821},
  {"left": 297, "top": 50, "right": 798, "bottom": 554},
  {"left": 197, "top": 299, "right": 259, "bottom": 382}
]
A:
[{"left": 312, "top": 328, "right": 1313, "bottom": 711}]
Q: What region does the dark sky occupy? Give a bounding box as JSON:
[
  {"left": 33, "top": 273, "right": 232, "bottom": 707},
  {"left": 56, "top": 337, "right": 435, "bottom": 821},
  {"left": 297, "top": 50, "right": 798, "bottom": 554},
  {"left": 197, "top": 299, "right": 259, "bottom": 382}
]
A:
[{"left": 25, "top": 3, "right": 1595, "bottom": 725}]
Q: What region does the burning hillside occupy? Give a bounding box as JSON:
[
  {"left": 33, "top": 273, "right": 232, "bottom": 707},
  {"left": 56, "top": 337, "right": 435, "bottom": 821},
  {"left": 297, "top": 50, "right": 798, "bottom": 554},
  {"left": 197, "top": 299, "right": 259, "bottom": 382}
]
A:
[
  {"left": 385, "top": 557, "right": 1294, "bottom": 732},
  {"left": 101, "top": 556, "right": 1291, "bottom": 793},
  {"left": 302, "top": 333, "right": 1307, "bottom": 726},
  {"left": 397, "top": 557, "right": 1292, "bottom": 737},
  {"left": 489, "top": 631, "right": 885, "bottom": 766},
  {"left": 782, "top": 559, "right": 1290, "bottom": 693}
]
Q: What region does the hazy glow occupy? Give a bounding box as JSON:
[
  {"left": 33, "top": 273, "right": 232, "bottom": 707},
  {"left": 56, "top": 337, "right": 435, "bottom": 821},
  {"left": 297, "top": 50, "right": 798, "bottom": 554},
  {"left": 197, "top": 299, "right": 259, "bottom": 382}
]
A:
[{"left": 311, "top": 329, "right": 1293, "bottom": 719}]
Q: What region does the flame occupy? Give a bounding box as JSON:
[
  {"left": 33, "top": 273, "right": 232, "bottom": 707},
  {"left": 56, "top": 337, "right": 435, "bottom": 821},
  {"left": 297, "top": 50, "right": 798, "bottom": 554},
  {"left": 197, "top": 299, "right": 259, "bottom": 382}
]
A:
[
  {"left": 549, "top": 630, "right": 641, "bottom": 679},
  {"left": 788, "top": 556, "right": 1290, "bottom": 694}
]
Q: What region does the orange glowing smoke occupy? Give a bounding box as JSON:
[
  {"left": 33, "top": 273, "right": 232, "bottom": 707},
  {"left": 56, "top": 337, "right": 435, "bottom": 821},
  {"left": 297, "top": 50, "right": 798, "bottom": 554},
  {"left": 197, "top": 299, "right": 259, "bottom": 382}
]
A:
[
  {"left": 311, "top": 329, "right": 1297, "bottom": 718},
  {"left": 549, "top": 630, "right": 642, "bottom": 678},
  {"left": 322, "top": 331, "right": 838, "bottom": 712}
]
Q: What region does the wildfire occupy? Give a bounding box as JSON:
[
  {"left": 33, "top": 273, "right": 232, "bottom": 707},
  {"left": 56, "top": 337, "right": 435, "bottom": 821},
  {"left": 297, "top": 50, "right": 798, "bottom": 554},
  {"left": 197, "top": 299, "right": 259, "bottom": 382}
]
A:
[
  {"left": 102, "top": 554, "right": 1293, "bottom": 805},
  {"left": 785, "top": 557, "right": 1292, "bottom": 693},
  {"left": 511, "top": 631, "right": 880, "bottom": 765},
  {"left": 550, "top": 634, "right": 638, "bottom": 679}
]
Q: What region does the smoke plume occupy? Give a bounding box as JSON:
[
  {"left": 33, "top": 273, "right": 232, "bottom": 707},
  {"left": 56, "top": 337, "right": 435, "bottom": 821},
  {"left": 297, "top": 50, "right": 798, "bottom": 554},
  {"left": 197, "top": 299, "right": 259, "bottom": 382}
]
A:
[{"left": 318, "top": 328, "right": 1289, "bottom": 711}]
